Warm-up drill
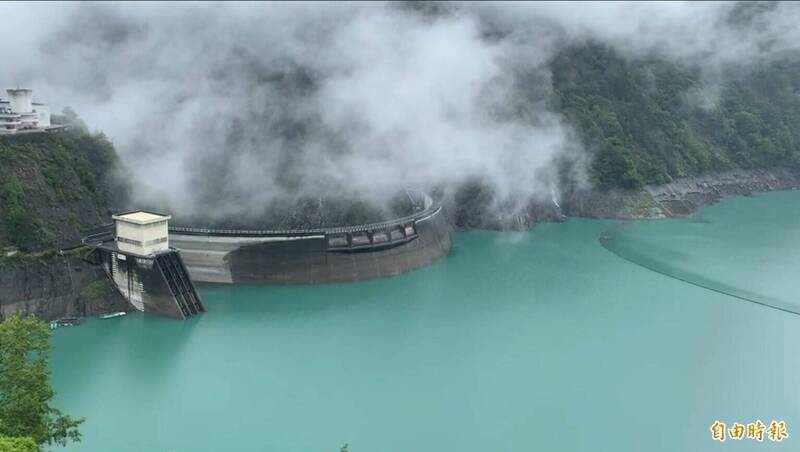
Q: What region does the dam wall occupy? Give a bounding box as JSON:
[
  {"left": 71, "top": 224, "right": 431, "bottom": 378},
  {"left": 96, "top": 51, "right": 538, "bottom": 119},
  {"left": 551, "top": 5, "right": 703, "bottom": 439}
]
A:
[
  {"left": 169, "top": 196, "right": 451, "bottom": 285},
  {"left": 97, "top": 247, "right": 205, "bottom": 319}
]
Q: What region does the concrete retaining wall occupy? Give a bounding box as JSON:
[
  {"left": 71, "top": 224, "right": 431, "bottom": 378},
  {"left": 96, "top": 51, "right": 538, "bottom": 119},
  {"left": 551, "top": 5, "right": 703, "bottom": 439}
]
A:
[{"left": 170, "top": 202, "right": 451, "bottom": 285}]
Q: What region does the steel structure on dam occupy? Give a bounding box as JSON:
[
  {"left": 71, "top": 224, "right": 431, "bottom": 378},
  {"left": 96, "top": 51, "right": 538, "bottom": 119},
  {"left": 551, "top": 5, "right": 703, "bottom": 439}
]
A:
[{"left": 168, "top": 194, "right": 451, "bottom": 285}]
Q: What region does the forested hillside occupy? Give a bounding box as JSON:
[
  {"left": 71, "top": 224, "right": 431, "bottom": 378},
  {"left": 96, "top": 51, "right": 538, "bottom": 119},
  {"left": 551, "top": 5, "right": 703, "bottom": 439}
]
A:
[
  {"left": 0, "top": 126, "right": 122, "bottom": 252},
  {"left": 553, "top": 44, "right": 800, "bottom": 189},
  {"left": 4, "top": 44, "right": 800, "bottom": 245}
]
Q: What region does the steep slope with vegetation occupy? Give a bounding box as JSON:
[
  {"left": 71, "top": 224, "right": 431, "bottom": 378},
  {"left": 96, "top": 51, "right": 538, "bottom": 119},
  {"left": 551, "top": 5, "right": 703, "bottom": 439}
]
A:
[
  {"left": 450, "top": 43, "right": 800, "bottom": 228},
  {"left": 552, "top": 44, "right": 800, "bottom": 190},
  {"left": 0, "top": 126, "right": 120, "bottom": 252},
  {"left": 0, "top": 115, "right": 130, "bottom": 321}
]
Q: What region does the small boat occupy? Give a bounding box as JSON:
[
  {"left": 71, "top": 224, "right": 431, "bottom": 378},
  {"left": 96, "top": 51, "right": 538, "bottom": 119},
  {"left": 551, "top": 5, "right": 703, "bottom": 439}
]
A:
[
  {"left": 100, "top": 312, "right": 127, "bottom": 319},
  {"left": 50, "top": 317, "right": 83, "bottom": 329}
]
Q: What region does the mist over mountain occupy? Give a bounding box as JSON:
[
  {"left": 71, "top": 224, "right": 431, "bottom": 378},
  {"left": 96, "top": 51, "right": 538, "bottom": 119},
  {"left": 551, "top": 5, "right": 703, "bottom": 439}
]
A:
[{"left": 3, "top": 1, "right": 800, "bottom": 224}]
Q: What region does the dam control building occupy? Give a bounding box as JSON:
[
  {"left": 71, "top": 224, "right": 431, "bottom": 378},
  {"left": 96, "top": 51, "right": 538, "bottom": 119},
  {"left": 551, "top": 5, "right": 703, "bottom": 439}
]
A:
[
  {"left": 87, "top": 210, "right": 205, "bottom": 319},
  {"left": 112, "top": 211, "right": 171, "bottom": 255}
]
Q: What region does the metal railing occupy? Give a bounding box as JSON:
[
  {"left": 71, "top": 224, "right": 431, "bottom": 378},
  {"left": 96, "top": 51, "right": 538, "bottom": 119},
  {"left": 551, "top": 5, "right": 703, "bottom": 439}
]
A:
[
  {"left": 168, "top": 194, "right": 440, "bottom": 237},
  {"left": 81, "top": 193, "right": 441, "bottom": 241}
]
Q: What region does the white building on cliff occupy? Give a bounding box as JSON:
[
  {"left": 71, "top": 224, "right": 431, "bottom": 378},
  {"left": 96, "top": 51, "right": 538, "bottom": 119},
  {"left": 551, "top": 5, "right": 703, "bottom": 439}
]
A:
[{"left": 0, "top": 89, "right": 51, "bottom": 134}]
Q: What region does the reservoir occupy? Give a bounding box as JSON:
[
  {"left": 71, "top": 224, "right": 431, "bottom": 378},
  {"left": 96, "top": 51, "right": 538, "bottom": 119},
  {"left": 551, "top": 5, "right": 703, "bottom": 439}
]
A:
[{"left": 50, "top": 191, "right": 800, "bottom": 451}]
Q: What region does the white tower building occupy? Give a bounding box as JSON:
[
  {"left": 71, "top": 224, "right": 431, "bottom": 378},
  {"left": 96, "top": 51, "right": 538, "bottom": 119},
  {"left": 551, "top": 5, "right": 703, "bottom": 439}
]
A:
[
  {"left": 6, "top": 89, "right": 37, "bottom": 129},
  {"left": 6, "top": 89, "right": 32, "bottom": 113}
]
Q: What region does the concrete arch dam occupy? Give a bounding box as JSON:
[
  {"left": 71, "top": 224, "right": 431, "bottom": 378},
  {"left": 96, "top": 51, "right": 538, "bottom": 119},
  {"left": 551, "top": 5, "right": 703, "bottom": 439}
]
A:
[{"left": 168, "top": 194, "right": 451, "bottom": 285}]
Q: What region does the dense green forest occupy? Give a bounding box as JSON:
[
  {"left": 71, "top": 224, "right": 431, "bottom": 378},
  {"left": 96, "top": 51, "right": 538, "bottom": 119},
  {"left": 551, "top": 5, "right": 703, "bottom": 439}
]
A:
[
  {"left": 0, "top": 123, "right": 120, "bottom": 252},
  {"left": 552, "top": 44, "right": 800, "bottom": 189}
]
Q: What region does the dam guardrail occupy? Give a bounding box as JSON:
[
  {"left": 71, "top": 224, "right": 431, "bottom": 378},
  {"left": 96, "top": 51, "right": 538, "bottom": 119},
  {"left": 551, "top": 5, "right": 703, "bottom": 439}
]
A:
[{"left": 168, "top": 195, "right": 441, "bottom": 238}]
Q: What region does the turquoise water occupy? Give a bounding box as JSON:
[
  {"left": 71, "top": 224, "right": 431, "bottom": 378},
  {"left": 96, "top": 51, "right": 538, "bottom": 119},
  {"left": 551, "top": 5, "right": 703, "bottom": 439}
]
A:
[
  {"left": 50, "top": 192, "right": 800, "bottom": 451},
  {"left": 602, "top": 191, "right": 800, "bottom": 314}
]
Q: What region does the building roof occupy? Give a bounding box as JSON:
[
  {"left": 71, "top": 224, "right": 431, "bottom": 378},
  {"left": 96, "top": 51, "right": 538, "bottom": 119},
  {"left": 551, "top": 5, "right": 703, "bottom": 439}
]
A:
[{"left": 112, "top": 210, "right": 171, "bottom": 225}]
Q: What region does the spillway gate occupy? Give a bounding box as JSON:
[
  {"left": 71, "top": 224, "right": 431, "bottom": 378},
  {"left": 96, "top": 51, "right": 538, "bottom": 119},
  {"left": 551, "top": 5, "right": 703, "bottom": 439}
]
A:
[{"left": 155, "top": 252, "right": 205, "bottom": 318}]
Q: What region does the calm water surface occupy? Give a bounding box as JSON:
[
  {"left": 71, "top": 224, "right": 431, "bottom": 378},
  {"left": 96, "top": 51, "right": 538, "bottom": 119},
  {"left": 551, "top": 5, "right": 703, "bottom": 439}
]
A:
[{"left": 50, "top": 192, "right": 800, "bottom": 451}]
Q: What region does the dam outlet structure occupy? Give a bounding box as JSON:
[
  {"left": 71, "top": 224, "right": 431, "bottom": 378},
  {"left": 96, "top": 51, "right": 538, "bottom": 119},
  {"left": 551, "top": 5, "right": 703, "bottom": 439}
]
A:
[
  {"left": 84, "top": 211, "right": 205, "bottom": 319},
  {"left": 169, "top": 192, "right": 452, "bottom": 285}
]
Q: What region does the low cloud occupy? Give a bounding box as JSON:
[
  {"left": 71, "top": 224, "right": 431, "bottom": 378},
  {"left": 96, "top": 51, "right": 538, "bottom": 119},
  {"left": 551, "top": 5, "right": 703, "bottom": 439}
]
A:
[{"left": 1, "top": 2, "right": 798, "bottom": 223}]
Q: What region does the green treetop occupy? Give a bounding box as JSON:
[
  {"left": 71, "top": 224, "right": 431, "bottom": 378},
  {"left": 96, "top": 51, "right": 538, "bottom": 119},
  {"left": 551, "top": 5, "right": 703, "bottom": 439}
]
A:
[
  {"left": 0, "top": 315, "right": 83, "bottom": 448},
  {"left": 0, "top": 437, "right": 37, "bottom": 452}
]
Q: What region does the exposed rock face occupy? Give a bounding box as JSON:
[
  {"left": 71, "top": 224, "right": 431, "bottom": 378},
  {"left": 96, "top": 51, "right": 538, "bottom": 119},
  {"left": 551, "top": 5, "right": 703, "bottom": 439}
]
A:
[
  {"left": 564, "top": 168, "right": 800, "bottom": 221},
  {"left": 641, "top": 168, "right": 800, "bottom": 217},
  {"left": 0, "top": 252, "right": 131, "bottom": 321},
  {"left": 562, "top": 168, "right": 800, "bottom": 221},
  {"left": 450, "top": 168, "right": 800, "bottom": 230},
  {"left": 562, "top": 189, "right": 663, "bottom": 220}
]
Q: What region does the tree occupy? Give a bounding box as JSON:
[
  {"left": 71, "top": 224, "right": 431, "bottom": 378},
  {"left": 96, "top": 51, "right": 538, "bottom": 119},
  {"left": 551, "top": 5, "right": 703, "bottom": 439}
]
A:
[
  {"left": 49, "top": 107, "right": 88, "bottom": 132},
  {"left": 552, "top": 43, "right": 800, "bottom": 190},
  {"left": 0, "top": 315, "right": 83, "bottom": 448},
  {"left": 0, "top": 178, "right": 41, "bottom": 252},
  {"left": 0, "top": 437, "right": 37, "bottom": 452}
]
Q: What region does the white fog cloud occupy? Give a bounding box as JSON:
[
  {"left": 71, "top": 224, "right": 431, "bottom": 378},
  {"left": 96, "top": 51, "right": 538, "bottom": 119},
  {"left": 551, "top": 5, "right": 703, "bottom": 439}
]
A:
[{"left": 1, "top": 1, "right": 799, "bottom": 221}]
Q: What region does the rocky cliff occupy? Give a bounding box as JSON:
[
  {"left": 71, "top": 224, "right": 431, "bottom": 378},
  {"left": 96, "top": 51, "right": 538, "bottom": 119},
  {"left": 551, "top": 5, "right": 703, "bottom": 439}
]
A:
[
  {"left": 0, "top": 250, "right": 131, "bottom": 321},
  {"left": 449, "top": 167, "right": 800, "bottom": 230},
  {"left": 563, "top": 167, "right": 800, "bottom": 220}
]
